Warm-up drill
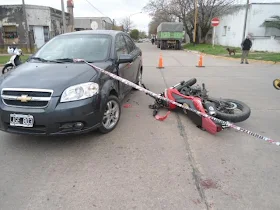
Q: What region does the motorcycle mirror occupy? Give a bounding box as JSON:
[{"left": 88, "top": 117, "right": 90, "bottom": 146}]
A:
[{"left": 273, "top": 79, "right": 280, "bottom": 90}]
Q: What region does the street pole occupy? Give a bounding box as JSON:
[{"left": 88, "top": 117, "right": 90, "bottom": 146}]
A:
[
  {"left": 61, "top": 0, "right": 67, "bottom": 33},
  {"left": 193, "top": 0, "right": 198, "bottom": 45},
  {"left": 242, "top": 0, "right": 249, "bottom": 40},
  {"left": 212, "top": 26, "right": 215, "bottom": 48},
  {"left": 22, "top": 0, "right": 30, "bottom": 53}
]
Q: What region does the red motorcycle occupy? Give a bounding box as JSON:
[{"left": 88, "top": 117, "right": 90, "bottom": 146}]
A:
[{"left": 148, "top": 78, "right": 251, "bottom": 134}]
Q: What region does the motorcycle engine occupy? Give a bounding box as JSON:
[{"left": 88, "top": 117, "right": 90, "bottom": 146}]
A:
[{"left": 180, "top": 85, "right": 202, "bottom": 96}]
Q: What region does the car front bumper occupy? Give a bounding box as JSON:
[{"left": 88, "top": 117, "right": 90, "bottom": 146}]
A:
[{"left": 0, "top": 95, "right": 103, "bottom": 136}]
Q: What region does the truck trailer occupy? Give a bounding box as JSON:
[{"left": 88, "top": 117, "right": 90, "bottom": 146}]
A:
[{"left": 156, "top": 22, "right": 184, "bottom": 50}]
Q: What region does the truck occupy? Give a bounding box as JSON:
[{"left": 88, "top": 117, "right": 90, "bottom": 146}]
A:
[{"left": 156, "top": 22, "right": 184, "bottom": 50}]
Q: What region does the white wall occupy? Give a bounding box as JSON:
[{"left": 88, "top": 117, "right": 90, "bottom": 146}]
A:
[
  {"left": 251, "top": 37, "right": 280, "bottom": 52},
  {"left": 246, "top": 4, "right": 280, "bottom": 37},
  {"left": 214, "top": 3, "right": 280, "bottom": 52},
  {"left": 26, "top": 5, "right": 51, "bottom": 29},
  {"left": 214, "top": 6, "right": 246, "bottom": 47}
]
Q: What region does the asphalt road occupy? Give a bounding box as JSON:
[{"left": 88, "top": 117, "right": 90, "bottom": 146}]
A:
[{"left": 0, "top": 43, "right": 280, "bottom": 210}]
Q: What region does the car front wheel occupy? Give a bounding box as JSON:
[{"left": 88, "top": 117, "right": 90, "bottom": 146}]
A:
[{"left": 99, "top": 95, "right": 121, "bottom": 134}]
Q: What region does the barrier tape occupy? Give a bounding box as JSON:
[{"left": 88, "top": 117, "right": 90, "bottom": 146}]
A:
[{"left": 73, "top": 59, "right": 279, "bottom": 146}]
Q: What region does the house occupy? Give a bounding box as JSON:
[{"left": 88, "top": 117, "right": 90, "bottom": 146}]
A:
[
  {"left": 74, "top": 17, "right": 113, "bottom": 31},
  {"left": 214, "top": 2, "right": 280, "bottom": 52},
  {"left": 0, "top": 4, "right": 71, "bottom": 52}
]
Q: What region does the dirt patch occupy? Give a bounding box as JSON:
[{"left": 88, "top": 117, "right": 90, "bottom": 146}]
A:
[{"left": 200, "top": 179, "right": 218, "bottom": 189}]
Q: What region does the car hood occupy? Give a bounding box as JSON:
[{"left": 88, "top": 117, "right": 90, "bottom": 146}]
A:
[{"left": 0, "top": 61, "right": 112, "bottom": 96}]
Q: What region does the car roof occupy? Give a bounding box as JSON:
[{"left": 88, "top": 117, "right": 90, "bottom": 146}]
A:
[{"left": 60, "top": 30, "right": 126, "bottom": 37}]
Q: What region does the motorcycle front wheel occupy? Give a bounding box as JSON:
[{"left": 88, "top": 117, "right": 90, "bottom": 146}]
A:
[
  {"left": 2, "top": 64, "right": 13, "bottom": 74},
  {"left": 208, "top": 98, "right": 251, "bottom": 123}
]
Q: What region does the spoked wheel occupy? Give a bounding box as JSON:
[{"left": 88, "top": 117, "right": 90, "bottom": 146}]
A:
[
  {"left": 2, "top": 64, "right": 13, "bottom": 74},
  {"left": 209, "top": 98, "right": 251, "bottom": 123},
  {"left": 99, "top": 95, "right": 121, "bottom": 133}
]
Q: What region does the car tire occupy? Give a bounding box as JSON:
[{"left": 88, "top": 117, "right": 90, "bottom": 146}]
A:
[
  {"left": 2, "top": 64, "right": 13, "bottom": 74},
  {"left": 98, "top": 95, "right": 121, "bottom": 134}
]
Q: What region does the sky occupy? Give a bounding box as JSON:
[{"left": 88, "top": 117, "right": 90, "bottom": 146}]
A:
[
  {"left": 1, "top": 0, "right": 152, "bottom": 33},
  {"left": 235, "top": 0, "right": 280, "bottom": 3}
]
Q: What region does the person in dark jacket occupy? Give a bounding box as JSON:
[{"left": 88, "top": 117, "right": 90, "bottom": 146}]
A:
[
  {"left": 241, "top": 35, "right": 252, "bottom": 64},
  {"left": 151, "top": 37, "right": 155, "bottom": 45}
]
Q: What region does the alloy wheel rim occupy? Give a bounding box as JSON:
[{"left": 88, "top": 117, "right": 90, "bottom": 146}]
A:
[{"left": 102, "top": 100, "right": 120, "bottom": 130}]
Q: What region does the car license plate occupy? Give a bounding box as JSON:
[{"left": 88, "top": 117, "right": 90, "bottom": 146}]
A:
[{"left": 10, "top": 114, "right": 34, "bottom": 127}]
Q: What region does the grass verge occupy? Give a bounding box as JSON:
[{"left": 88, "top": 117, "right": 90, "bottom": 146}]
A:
[
  {"left": 0, "top": 55, "right": 29, "bottom": 65},
  {"left": 183, "top": 43, "right": 280, "bottom": 63}
]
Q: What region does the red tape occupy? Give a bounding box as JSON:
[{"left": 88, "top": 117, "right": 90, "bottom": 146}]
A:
[{"left": 155, "top": 111, "right": 171, "bottom": 121}]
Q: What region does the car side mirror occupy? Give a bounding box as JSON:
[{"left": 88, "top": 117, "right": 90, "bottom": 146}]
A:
[{"left": 116, "top": 54, "right": 133, "bottom": 64}]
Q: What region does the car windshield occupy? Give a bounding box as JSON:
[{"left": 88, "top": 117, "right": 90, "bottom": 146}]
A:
[{"left": 33, "top": 34, "right": 111, "bottom": 62}]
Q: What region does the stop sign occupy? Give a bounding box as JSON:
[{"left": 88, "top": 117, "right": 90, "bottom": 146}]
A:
[{"left": 211, "top": 17, "right": 220, "bottom": 27}]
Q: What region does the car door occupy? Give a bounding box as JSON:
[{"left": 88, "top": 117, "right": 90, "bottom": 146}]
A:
[
  {"left": 115, "top": 34, "right": 133, "bottom": 95},
  {"left": 123, "top": 34, "right": 141, "bottom": 83}
]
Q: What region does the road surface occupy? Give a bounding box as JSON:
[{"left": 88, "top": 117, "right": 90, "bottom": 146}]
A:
[{"left": 0, "top": 43, "right": 279, "bottom": 210}]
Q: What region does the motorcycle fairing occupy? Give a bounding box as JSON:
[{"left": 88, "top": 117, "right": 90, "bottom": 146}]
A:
[{"left": 167, "top": 88, "right": 220, "bottom": 134}]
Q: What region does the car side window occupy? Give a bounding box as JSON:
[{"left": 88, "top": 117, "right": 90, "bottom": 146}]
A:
[
  {"left": 123, "top": 35, "right": 136, "bottom": 54},
  {"left": 115, "top": 35, "right": 128, "bottom": 57}
]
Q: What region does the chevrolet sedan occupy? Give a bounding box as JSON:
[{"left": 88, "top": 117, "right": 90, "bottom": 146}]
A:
[{"left": 0, "top": 30, "right": 143, "bottom": 135}]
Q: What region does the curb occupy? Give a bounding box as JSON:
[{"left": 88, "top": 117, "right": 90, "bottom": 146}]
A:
[{"left": 184, "top": 49, "right": 280, "bottom": 65}]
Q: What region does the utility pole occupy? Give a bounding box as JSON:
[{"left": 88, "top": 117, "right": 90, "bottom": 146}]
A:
[
  {"left": 193, "top": 0, "right": 198, "bottom": 45},
  {"left": 22, "top": 0, "right": 30, "bottom": 53},
  {"left": 242, "top": 0, "right": 250, "bottom": 40},
  {"left": 61, "top": 0, "right": 67, "bottom": 33}
]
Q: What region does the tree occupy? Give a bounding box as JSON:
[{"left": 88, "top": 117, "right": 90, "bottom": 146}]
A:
[
  {"left": 130, "top": 29, "right": 140, "bottom": 40},
  {"left": 261, "top": 15, "right": 280, "bottom": 30},
  {"left": 113, "top": 25, "right": 124, "bottom": 31},
  {"left": 144, "top": 0, "right": 235, "bottom": 43},
  {"left": 120, "top": 17, "right": 135, "bottom": 33},
  {"left": 139, "top": 31, "right": 147, "bottom": 38},
  {"left": 144, "top": 0, "right": 178, "bottom": 36},
  {"left": 146, "top": 8, "right": 177, "bottom": 36}
]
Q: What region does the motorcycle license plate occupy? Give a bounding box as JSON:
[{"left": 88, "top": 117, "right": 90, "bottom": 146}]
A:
[{"left": 10, "top": 114, "right": 34, "bottom": 127}]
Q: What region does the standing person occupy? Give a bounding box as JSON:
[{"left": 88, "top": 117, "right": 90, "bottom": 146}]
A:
[
  {"left": 151, "top": 37, "right": 155, "bottom": 45},
  {"left": 241, "top": 35, "right": 252, "bottom": 64}
]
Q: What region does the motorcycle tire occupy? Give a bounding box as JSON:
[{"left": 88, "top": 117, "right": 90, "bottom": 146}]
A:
[
  {"left": 212, "top": 98, "right": 251, "bottom": 123},
  {"left": 2, "top": 64, "right": 13, "bottom": 74}
]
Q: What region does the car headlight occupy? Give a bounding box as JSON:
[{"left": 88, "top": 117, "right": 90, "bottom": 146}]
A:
[{"left": 60, "top": 82, "right": 99, "bottom": 102}]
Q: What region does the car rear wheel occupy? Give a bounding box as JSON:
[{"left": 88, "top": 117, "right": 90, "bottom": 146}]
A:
[{"left": 99, "top": 95, "right": 121, "bottom": 134}]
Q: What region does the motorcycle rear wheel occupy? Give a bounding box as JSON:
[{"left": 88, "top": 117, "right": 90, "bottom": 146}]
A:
[
  {"left": 209, "top": 98, "right": 251, "bottom": 123},
  {"left": 2, "top": 64, "right": 13, "bottom": 74}
]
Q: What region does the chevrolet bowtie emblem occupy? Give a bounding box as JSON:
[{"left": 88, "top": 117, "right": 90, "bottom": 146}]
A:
[{"left": 17, "top": 95, "right": 32, "bottom": 102}]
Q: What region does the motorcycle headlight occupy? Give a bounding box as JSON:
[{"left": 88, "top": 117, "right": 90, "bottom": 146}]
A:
[{"left": 60, "top": 82, "right": 99, "bottom": 102}]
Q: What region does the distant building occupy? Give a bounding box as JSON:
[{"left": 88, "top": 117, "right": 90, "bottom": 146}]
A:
[
  {"left": 213, "top": 2, "right": 280, "bottom": 52},
  {"left": 0, "top": 4, "right": 71, "bottom": 51},
  {"left": 74, "top": 17, "right": 113, "bottom": 31}
]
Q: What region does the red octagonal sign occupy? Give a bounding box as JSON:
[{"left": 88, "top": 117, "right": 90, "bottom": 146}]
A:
[{"left": 211, "top": 17, "right": 220, "bottom": 27}]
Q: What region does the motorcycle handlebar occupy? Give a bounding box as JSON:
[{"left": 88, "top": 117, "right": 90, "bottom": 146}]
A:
[{"left": 174, "top": 78, "right": 197, "bottom": 91}]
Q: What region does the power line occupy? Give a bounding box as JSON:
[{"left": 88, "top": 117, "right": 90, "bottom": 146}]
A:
[{"left": 84, "top": 0, "right": 107, "bottom": 17}]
